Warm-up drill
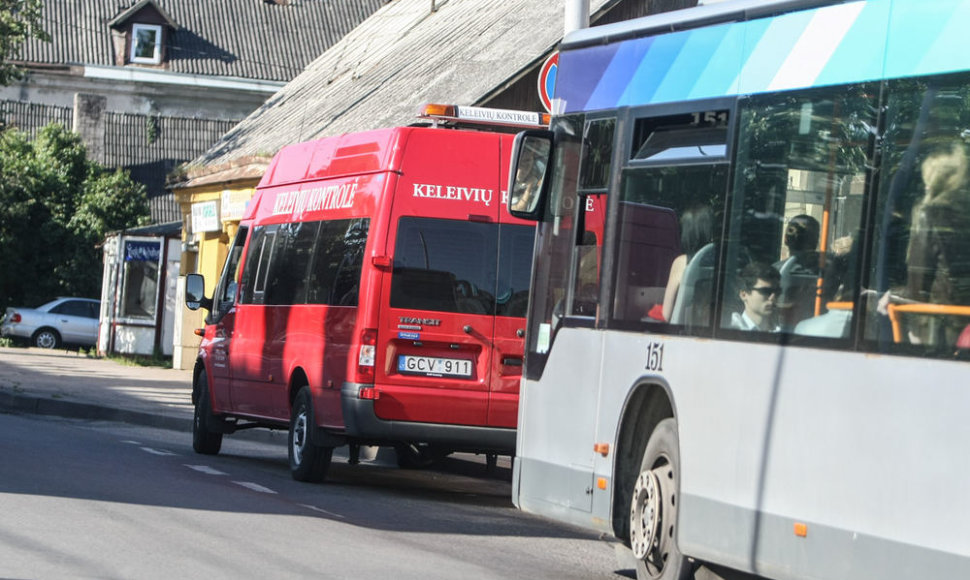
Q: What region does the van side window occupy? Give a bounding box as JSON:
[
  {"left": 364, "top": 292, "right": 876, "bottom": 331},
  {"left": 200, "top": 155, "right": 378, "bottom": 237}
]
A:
[
  {"left": 265, "top": 222, "right": 319, "bottom": 305},
  {"left": 217, "top": 226, "right": 248, "bottom": 307},
  {"left": 308, "top": 218, "right": 370, "bottom": 305},
  {"left": 239, "top": 226, "right": 277, "bottom": 305}
]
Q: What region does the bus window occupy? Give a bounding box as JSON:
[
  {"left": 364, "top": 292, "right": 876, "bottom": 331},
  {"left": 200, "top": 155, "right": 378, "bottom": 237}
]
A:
[
  {"left": 613, "top": 166, "right": 727, "bottom": 329},
  {"left": 720, "top": 85, "right": 876, "bottom": 336},
  {"left": 570, "top": 117, "right": 614, "bottom": 318},
  {"left": 867, "top": 73, "right": 970, "bottom": 357}
]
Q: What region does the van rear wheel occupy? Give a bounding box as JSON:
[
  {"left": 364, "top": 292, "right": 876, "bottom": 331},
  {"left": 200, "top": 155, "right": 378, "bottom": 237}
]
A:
[
  {"left": 289, "top": 386, "right": 333, "bottom": 482},
  {"left": 630, "top": 418, "right": 692, "bottom": 580}
]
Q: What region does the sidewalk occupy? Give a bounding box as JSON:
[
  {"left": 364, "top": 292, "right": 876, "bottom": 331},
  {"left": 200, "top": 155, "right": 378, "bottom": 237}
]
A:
[{"left": 0, "top": 346, "right": 194, "bottom": 431}]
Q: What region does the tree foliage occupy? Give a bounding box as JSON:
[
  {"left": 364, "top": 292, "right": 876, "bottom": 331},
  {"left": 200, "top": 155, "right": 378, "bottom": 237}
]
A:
[
  {"left": 0, "top": 123, "right": 150, "bottom": 311},
  {"left": 0, "top": 0, "right": 48, "bottom": 85}
]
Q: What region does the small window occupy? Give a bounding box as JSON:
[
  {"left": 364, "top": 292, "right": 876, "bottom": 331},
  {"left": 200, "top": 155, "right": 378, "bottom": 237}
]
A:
[
  {"left": 130, "top": 23, "right": 163, "bottom": 64},
  {"left": 631, "top": 111, "right": 729, "bottom": 163}
]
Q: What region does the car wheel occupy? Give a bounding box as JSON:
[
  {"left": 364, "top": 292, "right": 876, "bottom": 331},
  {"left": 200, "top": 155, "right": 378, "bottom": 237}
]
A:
[
  {"left": 288, "top": 386, "right": 333, "bottom": 482},
  {"left": 193, "top": 372, "right": 223, "bottom": 455},
  {"left": 33, "top": 328, "right": 61, "bottom": 349}
]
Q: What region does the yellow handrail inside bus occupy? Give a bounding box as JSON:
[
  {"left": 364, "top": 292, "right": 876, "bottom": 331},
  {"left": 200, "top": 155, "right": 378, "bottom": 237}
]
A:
[
  {"left": 886, "top": 303, "right": 970, "bottom": 343},
  {"left": 826, "top": 301, "right": 853, "bottom": 311}
]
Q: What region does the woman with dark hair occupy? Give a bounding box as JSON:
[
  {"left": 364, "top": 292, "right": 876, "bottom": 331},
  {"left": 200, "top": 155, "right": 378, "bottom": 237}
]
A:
[{"left": 662, "top": 205, "right": 714, "bottom": 321}]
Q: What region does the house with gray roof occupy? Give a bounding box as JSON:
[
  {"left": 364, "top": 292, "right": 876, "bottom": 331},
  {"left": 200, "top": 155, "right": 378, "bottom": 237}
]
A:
[
  {"left": 193, "top": 0, "right": 673, "bottom": 168},
  {"left": 0, "top": 0, "right": 385, "bottom": 223}
]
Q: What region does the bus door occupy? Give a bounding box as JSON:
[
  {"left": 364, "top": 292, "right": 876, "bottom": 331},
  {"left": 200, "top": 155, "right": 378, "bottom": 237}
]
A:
[{"left": 374, "top": 129, "right": 511, "bottom": 428}]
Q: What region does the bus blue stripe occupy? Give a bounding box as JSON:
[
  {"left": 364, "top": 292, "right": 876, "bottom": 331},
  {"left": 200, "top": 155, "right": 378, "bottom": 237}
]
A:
[
  {"left": 584, "top": 40, "right": 653, "bottom": 111},
  {"left": 814, "top": 0, "right": 889, "bottom": 87},
  {"left": 653, "top": 23, "right": 733, "bottom": 103},
  {"left": 887, "top": 0, "right": 966, "bottom": 79},
  {"left": 736, "top": 10, "right": 813, "bottom": 94},
  {"left": 617, "top": 31, "right": 690, "bottom": 106},
  {"left": 558, "top": 42, "right": 627, "bottom": 112},
  {"left": 686, "top": 24, "right": 746, "bottom": 101},
  {"left": 559, "top": 0, "right": 970, "bottom": 113}
]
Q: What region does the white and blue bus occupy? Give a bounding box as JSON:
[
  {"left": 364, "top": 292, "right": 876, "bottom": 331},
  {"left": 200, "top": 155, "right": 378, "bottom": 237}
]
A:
[{"left": 506, "top": 1, "right": 970, "bottom": 579}]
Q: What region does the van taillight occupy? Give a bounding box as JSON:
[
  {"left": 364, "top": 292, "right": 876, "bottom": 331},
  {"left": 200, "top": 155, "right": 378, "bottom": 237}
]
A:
[
  {"left": 10, "top": 313, "right": 21, "bottom": 323},
  {"left": 356, "top": 328, "right": 377, "bottom": 382}
]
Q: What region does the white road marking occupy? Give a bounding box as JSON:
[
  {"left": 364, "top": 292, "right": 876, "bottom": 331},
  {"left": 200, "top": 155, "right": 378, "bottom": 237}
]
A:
[
  {"left": 140, "top": 447, "right": 177, "bottom": 456},
  {"left": 233, "top": 481, "right": 277, "bottom": 494},
  {"left": 185, "top": 465, "right": 228, "bottom": 476},
  {"left": 300, "top": 504, "right": 346, "bottom": 519}
]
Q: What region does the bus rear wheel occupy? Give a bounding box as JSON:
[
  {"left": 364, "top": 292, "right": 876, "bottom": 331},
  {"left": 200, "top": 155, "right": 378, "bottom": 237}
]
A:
[
  {"left": 289, "top": 386, "right": 333, "bottom": 482},
  {"left": 630, "top": 418, "right": 692, "bottom": 580}
]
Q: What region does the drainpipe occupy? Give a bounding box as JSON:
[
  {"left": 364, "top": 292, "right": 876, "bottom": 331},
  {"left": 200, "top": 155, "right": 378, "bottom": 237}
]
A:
[{"left": 564, "top": 0, "right": 590, "bottom": 34}]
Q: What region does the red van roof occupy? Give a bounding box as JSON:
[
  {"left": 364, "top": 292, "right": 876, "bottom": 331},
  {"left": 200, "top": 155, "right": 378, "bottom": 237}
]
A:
[{"left": 258, "top": 128, "right": 406, "bottom": 188}]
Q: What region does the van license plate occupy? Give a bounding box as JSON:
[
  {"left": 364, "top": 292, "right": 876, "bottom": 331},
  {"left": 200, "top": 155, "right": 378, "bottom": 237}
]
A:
[{"left": 398, "top": 355, "right": 472, "bottom": 377}]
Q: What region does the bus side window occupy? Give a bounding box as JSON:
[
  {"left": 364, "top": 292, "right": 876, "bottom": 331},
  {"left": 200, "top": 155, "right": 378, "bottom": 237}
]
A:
[
  {"left": 567, "top": 118, "right": 614, "bottom": 318},
  {"left": 721, "top": 87, "right": 874, "bottom": 337},
  {"left": 865, "top": 75, "right": 970, "bottom": 357}
]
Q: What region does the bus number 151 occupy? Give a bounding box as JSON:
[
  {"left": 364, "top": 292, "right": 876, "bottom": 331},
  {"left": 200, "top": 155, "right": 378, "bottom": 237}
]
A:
[{"left": 645, "top": 342, "right": 665, "bottom": 372}]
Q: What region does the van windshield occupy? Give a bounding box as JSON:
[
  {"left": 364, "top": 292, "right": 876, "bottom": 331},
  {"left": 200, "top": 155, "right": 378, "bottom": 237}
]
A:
[{"left": 390, "top": 217, "right": 534, "bottom": 317}]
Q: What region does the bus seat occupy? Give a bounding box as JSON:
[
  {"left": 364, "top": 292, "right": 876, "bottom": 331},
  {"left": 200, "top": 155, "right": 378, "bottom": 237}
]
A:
[
  {"left": 669, "top": 243, "right": 715, "bottom": 326},
  {"left": 777, "top": 256, "right": 821, "bottom": 328}
]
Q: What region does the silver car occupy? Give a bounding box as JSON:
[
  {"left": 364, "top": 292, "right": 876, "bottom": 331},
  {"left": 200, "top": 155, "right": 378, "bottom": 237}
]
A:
[{"left": 0, "top": 298, "right": 101, "bottom": 349}]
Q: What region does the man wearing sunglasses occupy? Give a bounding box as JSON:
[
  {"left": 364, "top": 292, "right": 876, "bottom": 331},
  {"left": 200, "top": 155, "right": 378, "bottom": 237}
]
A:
[{"left": 731, "top": 262, "right": 782, "bottom": 332}]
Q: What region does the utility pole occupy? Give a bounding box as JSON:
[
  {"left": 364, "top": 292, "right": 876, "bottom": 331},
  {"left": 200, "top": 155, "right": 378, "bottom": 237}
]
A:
[{"left": 564, "top": 0, "right": 590, "bottom": 34}]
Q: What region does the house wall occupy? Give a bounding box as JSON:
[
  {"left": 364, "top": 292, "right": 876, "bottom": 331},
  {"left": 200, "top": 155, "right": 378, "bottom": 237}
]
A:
[
  {"left": 172, "top": 181, "right": 257, "bottom": 369},
  {"left": 0, "top": 70, "right": 274, "bottom": 120}
]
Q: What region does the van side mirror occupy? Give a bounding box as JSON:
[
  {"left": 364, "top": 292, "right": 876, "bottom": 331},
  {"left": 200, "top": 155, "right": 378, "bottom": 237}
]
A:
[
  {"left": 185, "top": 274, "right": 212, "bottom": 311},
  {"left": 508, "top": 130, "right": 553, "bottom": 221}
]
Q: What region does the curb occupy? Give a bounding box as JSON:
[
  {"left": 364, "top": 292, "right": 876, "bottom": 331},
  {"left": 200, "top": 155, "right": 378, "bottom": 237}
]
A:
[
  {"left": 0, "top": 391, "right": 289, "bottom": 447},
  {"left": 0, "top": 391, "right": 191, "bottom": 431}
]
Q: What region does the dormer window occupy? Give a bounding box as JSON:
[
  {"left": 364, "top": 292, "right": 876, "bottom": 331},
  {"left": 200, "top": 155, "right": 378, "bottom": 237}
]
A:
[
  {"left": 130, "top": 23, "right": 163, "bottom": 64},
  {"left": 109, "top": 1, "right": 176, "bottom": 67}
]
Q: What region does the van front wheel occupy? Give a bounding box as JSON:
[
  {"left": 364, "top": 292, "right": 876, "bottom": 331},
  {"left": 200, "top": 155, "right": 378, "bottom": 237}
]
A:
[
  {"left": 289, "top": 386, "right": 333, "bottom": 482},
  {"left": 192, "top": 373, "right": 223, "bottom": 455},
  {"left": 630, "top": 418, "right": 692, "bottom": 580}
]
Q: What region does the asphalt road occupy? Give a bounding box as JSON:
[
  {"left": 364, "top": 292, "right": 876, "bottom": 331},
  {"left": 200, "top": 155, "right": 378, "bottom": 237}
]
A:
[{"left": 0, "top": 413, "right": 627, "bottom": 580}]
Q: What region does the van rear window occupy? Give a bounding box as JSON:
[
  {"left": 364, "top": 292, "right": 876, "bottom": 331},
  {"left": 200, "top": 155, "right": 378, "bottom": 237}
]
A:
[{"left": 390, "top": 217, "right": 534, "bottom": 317}]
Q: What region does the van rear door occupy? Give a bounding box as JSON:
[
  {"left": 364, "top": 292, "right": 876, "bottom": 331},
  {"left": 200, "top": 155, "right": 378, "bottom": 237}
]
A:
[{"left": 374, "top": 129, "right": 508, "bottom": 428}]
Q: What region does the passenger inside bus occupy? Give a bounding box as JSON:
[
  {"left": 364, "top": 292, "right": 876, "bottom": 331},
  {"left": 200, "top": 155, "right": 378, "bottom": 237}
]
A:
[
  {"left": 774, "top": 214, "right": 821, "bottom": 329},
  {"left": 730, "top": 262, "right": 782, "bottom": 332},
  {"left": 878, "top": 143, "right": 970, "bottom": 349},
  {"left": 662, "top": 205, "right": 714, "bottom": 322},
  {"left": 794, "top": 234, "right": 857, "bottom": 338}
]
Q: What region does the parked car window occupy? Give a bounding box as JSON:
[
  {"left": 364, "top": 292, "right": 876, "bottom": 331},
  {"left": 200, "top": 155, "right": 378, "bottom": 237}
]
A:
[{"left": 51, "top": 300, "right": 94, "bottom": 318}]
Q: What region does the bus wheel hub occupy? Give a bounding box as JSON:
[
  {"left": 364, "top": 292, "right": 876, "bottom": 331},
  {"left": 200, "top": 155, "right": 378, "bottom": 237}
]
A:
[{"left": 631, "top": 469, "right": 662, "bottom": 559}]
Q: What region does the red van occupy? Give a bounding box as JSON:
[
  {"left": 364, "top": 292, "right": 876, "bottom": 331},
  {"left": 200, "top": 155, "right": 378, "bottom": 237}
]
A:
[{"left": 185, "top": 106, "right": 542, "bottom": 481}]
